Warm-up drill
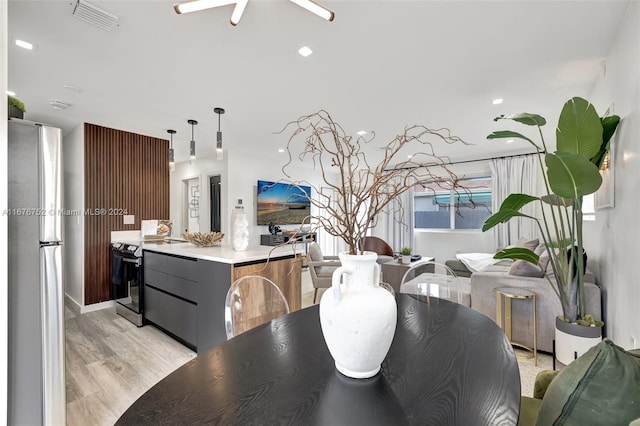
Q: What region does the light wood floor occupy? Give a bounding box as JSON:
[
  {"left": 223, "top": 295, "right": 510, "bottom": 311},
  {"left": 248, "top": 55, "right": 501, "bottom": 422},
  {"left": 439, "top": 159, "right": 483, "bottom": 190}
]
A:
[
  {"left": 65, "top": 304, "right": 196, "bottom": 425},
  {"left": 65, "top": 270, "right": 551, "bottom": 424}
]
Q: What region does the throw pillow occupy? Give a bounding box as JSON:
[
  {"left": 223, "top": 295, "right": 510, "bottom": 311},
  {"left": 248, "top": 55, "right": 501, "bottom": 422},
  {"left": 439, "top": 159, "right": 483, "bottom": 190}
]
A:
[
  {"left": 535, "top": 339, "right": 640, "bottom": 425},
  {"left": 516, "top": 237, "right": 540, "bottom": 252},
  {"left": 508, "top": 244, "right": 548, "bottom": 278},
  {"left": 509, "top": 260, "right": 545, "bottom": 278}
]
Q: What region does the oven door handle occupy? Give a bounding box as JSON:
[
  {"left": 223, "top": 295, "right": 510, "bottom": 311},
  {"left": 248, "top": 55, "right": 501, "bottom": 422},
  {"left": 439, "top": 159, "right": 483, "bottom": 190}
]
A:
[{"left": 121, "top": 257, "right": 141, "bottom": 266}]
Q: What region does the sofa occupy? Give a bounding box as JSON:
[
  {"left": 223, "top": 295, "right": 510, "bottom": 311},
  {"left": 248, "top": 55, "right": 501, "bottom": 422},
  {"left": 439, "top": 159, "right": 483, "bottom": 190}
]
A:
[{"left": 446, "top": 259, "right": 602, "bottom": 353}]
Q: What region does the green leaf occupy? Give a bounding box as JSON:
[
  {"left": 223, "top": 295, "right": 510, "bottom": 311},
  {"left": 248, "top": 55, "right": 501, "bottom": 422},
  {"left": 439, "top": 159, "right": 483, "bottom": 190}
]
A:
[
  {"left": 487, "top": 131, "right": 541, "bottom": 150},
  {"left": 556, "top": 97, "right": 602, "bottom": 158},
  {"left": 499, "top": 193, "right": 539, "bottom": 211},
  {"left": 590, "top": 115, "right": 620, "bottom": 168},
  {"left": 494, "top": 113, "right": 547, "bottom": 127},
  {"left": 494, "top": 247, "right": 540, "bottom": 265},
  {"left": 546, "top": 239, "right": 573, "bottom": 249},
  {"left": 482, "top": 209, "right": 536, "bottom": 232},
  {"left": 541, "top": 194, "right": 573, "bottom": 207},
  {"left": 482, "top": 194, "right": 539, "bottom": 232},
  {"left": 546, "top": 152, "right": 603, "bottom": 198}
]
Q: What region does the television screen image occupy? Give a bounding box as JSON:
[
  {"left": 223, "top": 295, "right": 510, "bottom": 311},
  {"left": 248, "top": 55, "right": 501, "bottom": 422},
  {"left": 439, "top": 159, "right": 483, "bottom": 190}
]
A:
[{"left": 257, "top": 180, "right": 311, "bottom": 226}]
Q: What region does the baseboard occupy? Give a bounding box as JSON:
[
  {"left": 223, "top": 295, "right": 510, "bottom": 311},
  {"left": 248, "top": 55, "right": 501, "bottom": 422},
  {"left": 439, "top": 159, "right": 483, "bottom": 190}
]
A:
[
  {"left": 80, "top": 299, "right": 115, "bottom": 314},
  {"left": 64, "top": 294, "right": 82, "bottom": 314},
  {"left": 64, "top": 293, "right": 115, "bottom": 314}
]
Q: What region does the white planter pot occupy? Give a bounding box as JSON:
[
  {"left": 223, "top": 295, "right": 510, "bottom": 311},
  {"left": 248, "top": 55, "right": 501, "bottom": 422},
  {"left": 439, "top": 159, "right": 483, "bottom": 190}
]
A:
[
  {"left": 319, "top": 252, "right": 397, "bottom": 379},
  {"left": 555, "top": 316, "right": 602, "bottom": 365},
  {"left": 402, "top": 255, "right": 411, "bottom": 264}
]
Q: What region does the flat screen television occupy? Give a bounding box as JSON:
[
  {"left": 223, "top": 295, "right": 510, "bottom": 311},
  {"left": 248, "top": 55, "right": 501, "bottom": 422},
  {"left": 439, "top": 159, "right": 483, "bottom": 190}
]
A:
[{"left": 257, "top": 180, "right": 312, "bottom": 226}]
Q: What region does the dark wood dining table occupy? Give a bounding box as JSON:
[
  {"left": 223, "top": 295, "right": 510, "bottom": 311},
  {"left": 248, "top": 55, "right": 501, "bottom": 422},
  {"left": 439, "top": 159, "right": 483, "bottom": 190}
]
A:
[{"left": 116, "top": 294, "right": 521, "bottom": 425}]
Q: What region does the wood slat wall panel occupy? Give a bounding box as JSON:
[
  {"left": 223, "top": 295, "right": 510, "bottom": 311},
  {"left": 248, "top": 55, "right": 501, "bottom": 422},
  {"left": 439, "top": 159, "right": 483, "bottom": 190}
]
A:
[{"left": 84, "top": 123, "right": 169, "bottom": 305}]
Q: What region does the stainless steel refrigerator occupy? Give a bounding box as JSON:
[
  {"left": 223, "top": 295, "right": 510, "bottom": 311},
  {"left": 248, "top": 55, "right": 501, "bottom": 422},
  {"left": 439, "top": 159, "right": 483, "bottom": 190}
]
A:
[{"left": 8, "top": 119, "right": 66, "bottom": 425}]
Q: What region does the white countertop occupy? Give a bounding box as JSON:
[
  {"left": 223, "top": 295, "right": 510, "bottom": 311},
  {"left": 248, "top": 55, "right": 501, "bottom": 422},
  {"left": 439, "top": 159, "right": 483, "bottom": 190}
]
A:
[{"left": 140, "top": 241, "right": 303, "bottom": 264}]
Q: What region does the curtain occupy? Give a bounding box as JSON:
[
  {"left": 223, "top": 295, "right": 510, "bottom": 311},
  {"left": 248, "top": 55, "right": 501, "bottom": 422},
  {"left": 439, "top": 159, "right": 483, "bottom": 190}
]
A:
[
  {"left": 383, "top": 186, "right": 415, "bottom": 252},
  {"left": 317, "top": 187, "right": 342, "bottom": 255},
  {"left": 490, "top": 155, "right": 538, "bottom": 249}
]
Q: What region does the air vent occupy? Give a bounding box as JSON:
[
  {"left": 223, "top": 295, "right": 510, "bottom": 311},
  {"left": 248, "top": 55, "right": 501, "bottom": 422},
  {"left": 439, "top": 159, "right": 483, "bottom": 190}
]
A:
[{"left": 72, "top": 0, "right": 119, "bottom": 32}]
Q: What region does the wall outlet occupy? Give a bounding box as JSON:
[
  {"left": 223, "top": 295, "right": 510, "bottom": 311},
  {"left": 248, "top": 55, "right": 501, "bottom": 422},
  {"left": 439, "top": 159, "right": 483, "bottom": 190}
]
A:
[{"left": 123, "top": 215, "right": 135, "bottom": 225}]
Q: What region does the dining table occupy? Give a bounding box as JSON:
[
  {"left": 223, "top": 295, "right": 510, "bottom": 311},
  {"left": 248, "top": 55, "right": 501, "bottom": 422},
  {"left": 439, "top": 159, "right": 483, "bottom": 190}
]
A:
[{"left": 116, "top": 293, "right": 521, "bottom": 425}]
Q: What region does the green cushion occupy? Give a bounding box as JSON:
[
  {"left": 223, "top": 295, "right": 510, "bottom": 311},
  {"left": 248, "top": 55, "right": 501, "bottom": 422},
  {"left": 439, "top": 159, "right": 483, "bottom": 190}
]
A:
[
  {"left": 519, "top": 396, "right": 543, "bottom": 426},
  {"left": 533, "top": 370, "right": 560, "bottom": 399},
  {"left": 536, "top": 339, "right": 640, "bottom": 426}
]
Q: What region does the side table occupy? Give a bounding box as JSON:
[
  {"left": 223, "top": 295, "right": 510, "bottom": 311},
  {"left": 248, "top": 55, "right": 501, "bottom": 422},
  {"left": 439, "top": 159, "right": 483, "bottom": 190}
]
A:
[
  {"left": 382, "top": 257, "right": 435, "bottom": 292},
  {"left": 495, "top": 287, "right": 537, "bottom": 366}
]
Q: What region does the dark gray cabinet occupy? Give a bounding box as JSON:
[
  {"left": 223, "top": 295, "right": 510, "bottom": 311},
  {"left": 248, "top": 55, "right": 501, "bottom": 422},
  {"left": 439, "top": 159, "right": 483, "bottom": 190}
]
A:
[{"left": 144, "top": 252, "right": 199, "bottom": 349}]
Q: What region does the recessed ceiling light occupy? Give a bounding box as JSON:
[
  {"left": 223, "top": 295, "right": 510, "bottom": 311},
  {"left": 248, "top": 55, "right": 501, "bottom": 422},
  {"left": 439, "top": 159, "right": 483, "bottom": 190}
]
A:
[
  {"left": 492, "top": 98, "right": 504, "bottom": 105},
  {"left": 15, "top": 39, "right": 34, "bottom": 50},
  {"left": 6, "top": 90, "right": 16, "bottom": 97},
  {"left": 64, "top": 84, "right": 83, "bottom": 93},
  {"left": 356, "top": 130, "right": 367, "bottom": 136},
  {"left": 506, "top": 139, "right": 514, "bottom": 144},
  {"left": 278, "top": 148, "right": 285, "bottom": 153},
  {"left": 50, "top": 100, "right": 70, "bottom": 110},
  {"left": 298, "top": 46, "right": 313, "bottom": 57}
]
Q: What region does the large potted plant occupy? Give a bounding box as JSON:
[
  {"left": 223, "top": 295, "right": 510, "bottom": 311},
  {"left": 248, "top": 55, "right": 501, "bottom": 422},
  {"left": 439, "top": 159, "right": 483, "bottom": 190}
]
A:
[
  {"left": 482, "top": 97, "right": 619, "bottom": 364},
  {"left": 280, "top": 110, "right": 468, "bottom": 378}
]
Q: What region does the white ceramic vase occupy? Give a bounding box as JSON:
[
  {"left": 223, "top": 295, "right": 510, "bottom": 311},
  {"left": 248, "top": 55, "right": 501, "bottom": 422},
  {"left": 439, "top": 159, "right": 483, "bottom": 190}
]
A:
[
  {"left": 319, "top": 251, "right": 398, "bottom": 379},
  {"left": 230, "top": 201, "right": 249, "bottom": 251}
]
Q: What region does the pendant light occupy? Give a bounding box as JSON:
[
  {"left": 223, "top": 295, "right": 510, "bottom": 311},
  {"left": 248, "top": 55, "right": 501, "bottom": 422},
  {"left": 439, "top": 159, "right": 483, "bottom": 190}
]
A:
[
  {"left": 214, "top": 107, "right": 225, "bottom": 160},
  {"left": 167, "top": 129, "right": 176, "bottom": 172},
  {"left": 188, "top": 119, "right": 198, "bottom": 160}
]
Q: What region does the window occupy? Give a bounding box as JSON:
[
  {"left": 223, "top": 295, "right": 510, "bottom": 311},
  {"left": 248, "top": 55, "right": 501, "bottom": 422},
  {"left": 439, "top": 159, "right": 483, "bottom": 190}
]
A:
[
  {"left": 414, "top": 176, "right": 492, "bottom": 230},
  {"left": 583, "top": 193, "right": 595, "bottom": 221}
]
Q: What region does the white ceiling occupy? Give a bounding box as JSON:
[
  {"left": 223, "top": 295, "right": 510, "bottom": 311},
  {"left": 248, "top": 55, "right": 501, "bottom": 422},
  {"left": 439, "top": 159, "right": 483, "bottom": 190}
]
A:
[{"left": 7, "top": 0, "right": 631, "bottom": 164}]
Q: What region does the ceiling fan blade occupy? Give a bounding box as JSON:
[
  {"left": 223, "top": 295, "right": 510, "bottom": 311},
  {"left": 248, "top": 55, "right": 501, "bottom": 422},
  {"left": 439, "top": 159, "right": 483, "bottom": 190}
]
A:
[
  {"left": 289, "top": 0, "right": 334, "bottom": 21},
  {"left": 230, "top": 0, "right": 248, "bottom": 25},
  {"left": 174, "top": 0, "right": 238, "bottom": 15}
]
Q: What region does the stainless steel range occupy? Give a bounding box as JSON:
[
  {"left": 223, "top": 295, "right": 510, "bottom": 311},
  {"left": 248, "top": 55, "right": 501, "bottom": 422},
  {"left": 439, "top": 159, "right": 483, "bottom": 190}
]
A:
[{"left": 111, "top": 242, "right": 144, "bottom": 326}]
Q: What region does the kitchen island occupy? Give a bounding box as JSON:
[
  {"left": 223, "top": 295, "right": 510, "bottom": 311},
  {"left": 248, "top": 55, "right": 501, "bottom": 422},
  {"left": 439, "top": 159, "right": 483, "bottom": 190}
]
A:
[{"left": 141, "top": 242, "right": 303, "bottom": 353}]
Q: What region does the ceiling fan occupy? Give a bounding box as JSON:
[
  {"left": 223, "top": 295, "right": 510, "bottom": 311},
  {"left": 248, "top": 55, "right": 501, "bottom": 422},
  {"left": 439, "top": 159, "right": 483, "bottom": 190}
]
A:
[{"left": 173, "top": 0, "right": 334, "bottom": 26}]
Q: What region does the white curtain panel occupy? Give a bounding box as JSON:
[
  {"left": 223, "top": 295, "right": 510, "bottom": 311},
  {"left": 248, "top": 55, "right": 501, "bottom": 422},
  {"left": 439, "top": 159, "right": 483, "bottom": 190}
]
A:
[
  {"left": 317, "top": 187, "right": 342, "bottom": 255},
  {"left": 384, "top": 186, "right": 415, "bottom": 252},
  {"left": 490, "top": 155, "right": 538, "bottom": 249}
]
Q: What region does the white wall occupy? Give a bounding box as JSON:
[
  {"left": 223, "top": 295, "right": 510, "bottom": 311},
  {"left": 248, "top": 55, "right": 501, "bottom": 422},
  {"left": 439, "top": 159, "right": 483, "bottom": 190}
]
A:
[
  {"left": 226, "top": 151, "right": 330, "bottom": 248},
  {"left": 584, "top": 1, "right": 640, "bottom": 349},
  {"left": 170, "top": 157, "right": 228, "bottom": 238},
  {"left": 62, "top": 124, "right": 85, "bottom": 307}
]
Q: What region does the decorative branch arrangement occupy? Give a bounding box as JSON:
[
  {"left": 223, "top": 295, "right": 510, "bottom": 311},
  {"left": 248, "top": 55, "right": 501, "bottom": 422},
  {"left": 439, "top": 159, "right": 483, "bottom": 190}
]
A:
[{"left": 278, "top": 110, "right": 470, "bottom": 255}]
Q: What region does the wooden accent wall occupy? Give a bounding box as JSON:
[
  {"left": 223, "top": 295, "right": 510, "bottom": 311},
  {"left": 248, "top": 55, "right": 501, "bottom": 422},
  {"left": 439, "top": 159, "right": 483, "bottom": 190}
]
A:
[{"left": 84, "top": 123, "right": 169, "bottom": 305}]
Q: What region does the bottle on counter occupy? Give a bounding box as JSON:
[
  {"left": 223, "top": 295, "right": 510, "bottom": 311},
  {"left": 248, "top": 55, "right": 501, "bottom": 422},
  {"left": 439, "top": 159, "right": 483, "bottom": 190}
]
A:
[{"left": 231, "top": 199, "right": 249, "bottom": 251}]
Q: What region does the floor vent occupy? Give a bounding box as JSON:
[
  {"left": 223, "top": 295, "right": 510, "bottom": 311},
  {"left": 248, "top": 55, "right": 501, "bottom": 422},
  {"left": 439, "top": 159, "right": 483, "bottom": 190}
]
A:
[{"left": 72, "top": 0, "right": 119, "bottom": 32}]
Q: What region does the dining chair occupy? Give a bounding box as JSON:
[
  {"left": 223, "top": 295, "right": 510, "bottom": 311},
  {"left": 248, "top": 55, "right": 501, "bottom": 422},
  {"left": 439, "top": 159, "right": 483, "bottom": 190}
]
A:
[
  {"left": 307, "top": 242, "right": 341, "bottom": 304},
  {"left": 224, "top": 275, "right": 290, "bottom": 339},
  {"left": 358, "top": 236, "right": 395, "bottom": 264},
  {"left": 399, "top": 261, "right": 463, "bottom": 304}
]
